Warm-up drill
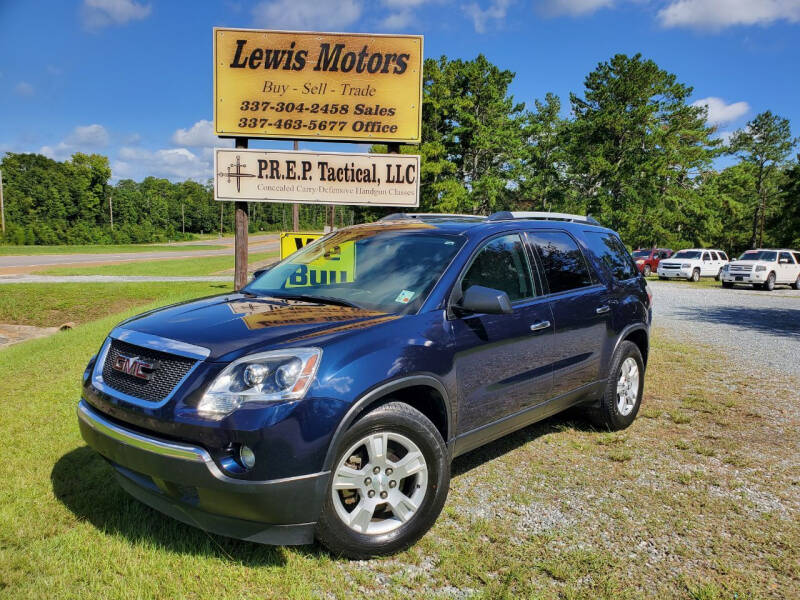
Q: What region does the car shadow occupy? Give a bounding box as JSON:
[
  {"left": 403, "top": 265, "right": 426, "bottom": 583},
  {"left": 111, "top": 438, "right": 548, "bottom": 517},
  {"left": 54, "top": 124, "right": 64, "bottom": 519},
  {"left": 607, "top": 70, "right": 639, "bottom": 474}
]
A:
[
  {"left": 452, "top": 411, "right": 595, "bottom": 477},
  {"left": 51, "top": 446, "right": 326, "bottom": 564},
  {"left": 673, "top": 305, "right": 800, "bottom": 338}
]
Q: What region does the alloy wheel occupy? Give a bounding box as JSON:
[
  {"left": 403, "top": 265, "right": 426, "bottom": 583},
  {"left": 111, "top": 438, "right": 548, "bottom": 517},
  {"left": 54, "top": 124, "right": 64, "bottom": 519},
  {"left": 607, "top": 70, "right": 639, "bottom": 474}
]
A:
[{"left": 616, "top": 357, "right": 639, "bottom": 416}]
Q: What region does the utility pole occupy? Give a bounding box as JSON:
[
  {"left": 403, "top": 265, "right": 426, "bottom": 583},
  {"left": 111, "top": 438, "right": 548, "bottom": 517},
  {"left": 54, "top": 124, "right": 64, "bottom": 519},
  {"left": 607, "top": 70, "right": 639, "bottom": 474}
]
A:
[
  {"left": 0, "top": 168, "right": 5, "bottom": 234},
  {"left": 181, "top": 201, "right": 185, "bottom": 235},
  {"left": 292, "top": 140, "right": 300, "bottom": 231},
  {"left": 233, "top": 137, "right": 249, "bottom": 290},
  {"left": 109, "top": 189, "right": 114, "bottom": 231},
  {"left": 219, "top": 202, "right": 224, "bottom": 237}
]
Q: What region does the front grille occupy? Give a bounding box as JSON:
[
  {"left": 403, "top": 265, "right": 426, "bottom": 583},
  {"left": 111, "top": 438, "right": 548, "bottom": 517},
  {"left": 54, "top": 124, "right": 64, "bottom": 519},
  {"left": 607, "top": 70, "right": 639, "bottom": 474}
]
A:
[
  {"left": 660, "top": 263, "right": 681, "bottom": 269},
  {"left": 730, "top": 264, "right": 753, "bottom": 272},
  {"left": 101, "top": 338, "right": 196, "bottom": 403}
]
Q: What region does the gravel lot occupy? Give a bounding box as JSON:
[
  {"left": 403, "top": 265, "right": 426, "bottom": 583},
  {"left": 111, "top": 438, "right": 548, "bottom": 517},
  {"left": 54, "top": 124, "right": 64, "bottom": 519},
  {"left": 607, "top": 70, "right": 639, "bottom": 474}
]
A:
[{"left": 649, "top": 280, "right": 800, "bottom": 377}]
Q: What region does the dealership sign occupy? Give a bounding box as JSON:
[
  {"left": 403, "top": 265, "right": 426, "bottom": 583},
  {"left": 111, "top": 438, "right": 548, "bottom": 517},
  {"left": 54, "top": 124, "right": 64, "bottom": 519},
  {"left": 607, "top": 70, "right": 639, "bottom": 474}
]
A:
[
  {"left": 214, "top": 148, "right": 419, "bottom": 207},
  {"left": 213, "top": 28, "right": 423, "bottom": 143}
]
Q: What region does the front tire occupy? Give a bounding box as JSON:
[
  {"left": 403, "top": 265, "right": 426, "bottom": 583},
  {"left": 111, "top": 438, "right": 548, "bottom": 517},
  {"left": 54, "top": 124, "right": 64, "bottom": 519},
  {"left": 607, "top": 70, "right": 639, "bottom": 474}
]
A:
[
  {"left": 643, "top": 265, "right": 652, "bottom": 277},
  {"left": 722, "top": 281, "right": 733, "bottom": 289},
  {"left": 764, "top": 272, "right": 775, "bottom": 291},
  {"left": 588, "top": 341, "right": 644, "bottom": 431},
  {"left": 316, "top": 402, "right": 450, "bottom": 559},
  {"left": 793, "top": 275, "right": 800, "bottom": 290},
  {"left": 689, "top": 268, "right": 700, "bottom": 282}
]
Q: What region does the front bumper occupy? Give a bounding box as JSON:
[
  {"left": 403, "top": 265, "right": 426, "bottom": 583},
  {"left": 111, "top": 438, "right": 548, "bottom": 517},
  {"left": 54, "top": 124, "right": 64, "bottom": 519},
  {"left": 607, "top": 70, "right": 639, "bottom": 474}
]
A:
[
  {"left": 77, "top": 400, "right": 330, "bottom": 545},
  {"left": 657, "top": 268, "right": 690, "bottom": 278},
  {"left": 721, "top": 271, "right": 765, "bottom": 283}
]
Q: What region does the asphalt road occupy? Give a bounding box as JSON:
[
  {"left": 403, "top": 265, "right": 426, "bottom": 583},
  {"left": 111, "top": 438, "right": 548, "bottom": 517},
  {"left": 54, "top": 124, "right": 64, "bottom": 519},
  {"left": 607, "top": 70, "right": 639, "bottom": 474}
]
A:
[
  {"left": 0, "top": 234, "right": 279, "bottom": 273},
  {"left": 649, "top": 280, "right": 800, "bottom": 378}
]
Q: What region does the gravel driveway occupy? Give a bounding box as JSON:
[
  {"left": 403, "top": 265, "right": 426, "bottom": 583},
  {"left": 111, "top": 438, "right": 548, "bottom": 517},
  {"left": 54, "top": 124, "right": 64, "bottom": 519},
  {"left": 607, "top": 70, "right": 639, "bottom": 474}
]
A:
[{"left": 649, "top": 280, "right": 800, "bottom": 377}]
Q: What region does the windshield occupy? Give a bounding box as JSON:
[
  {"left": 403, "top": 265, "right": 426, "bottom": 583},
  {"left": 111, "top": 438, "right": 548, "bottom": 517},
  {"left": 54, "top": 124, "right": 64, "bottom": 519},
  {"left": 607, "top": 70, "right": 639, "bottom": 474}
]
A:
[
  {"left": 738, "top": 250, "right": 777, "bottom": 261},
  {"left": 673, "top": 250, "right": 701, "bottom": 259},
  {"left": 246, "top": 225, "right": 465, "bottom": 313},
  {"left": 632, "top": 250, "right": 650, "bottom": 258}
]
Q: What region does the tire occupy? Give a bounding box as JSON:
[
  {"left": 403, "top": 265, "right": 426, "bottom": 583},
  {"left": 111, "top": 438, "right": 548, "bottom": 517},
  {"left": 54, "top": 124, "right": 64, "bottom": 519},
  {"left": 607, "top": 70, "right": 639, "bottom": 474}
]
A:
[
  {"left": 722, "top": 281, "right": 733, "bottom": 289},
  {"left": 315, "top": 402, "right": 450, "bottom": 559},
  {"left": 587, "top": 341, "right": 644, "bottom": 431},
  {"left": 715, "top": 268, "right": 723, "bottom": 281},
  {"left": 659, "top": 276, "right": 668, "bottom": 281},
  {"left": 764, "top": 272, "right": 775, "bottom": 291},
  {"left": 643, "top": 265, "right": 652, "bottom": 277},
  {"left": 793, "top": 275, "right": 800, "bottom": 291},
  {"left": 689, "top": 268, "right": 700, "bottom": 282}
]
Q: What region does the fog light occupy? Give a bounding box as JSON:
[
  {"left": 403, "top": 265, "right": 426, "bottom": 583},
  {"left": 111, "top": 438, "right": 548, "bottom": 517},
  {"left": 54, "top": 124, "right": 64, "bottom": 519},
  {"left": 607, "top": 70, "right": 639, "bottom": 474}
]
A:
[{"left": 239, "top": 445, "right": 256, "bottom": 469}]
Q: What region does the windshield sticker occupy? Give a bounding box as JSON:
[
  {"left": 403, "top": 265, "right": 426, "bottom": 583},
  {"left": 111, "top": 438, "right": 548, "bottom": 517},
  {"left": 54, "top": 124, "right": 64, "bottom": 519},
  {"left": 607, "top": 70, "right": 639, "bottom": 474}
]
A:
[{"left": 395, "top": 290, "right": 415, "bottom": 304}]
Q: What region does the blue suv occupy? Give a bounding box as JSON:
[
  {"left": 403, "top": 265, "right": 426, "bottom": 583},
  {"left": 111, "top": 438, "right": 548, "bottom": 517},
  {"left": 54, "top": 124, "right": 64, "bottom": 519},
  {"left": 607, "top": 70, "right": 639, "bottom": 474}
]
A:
[{"left": 78, "top": 212, "right": 652, "bottom": 558}]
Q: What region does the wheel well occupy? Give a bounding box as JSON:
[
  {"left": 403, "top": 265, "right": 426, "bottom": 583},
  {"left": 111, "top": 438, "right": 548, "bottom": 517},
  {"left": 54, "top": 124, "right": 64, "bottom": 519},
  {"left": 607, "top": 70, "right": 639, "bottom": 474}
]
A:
[
  {"left": 353, "top": 385, "right": 449, "bottom": 442},
  {"left": 624, "top": 329, "right": 649, "bottom": 367}
]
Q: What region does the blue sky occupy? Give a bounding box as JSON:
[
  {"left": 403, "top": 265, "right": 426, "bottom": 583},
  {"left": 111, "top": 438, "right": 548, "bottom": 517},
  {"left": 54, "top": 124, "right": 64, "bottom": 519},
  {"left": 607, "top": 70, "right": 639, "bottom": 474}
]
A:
[{"left": 1, "top": 0, "right": 798, "bottom": 182}]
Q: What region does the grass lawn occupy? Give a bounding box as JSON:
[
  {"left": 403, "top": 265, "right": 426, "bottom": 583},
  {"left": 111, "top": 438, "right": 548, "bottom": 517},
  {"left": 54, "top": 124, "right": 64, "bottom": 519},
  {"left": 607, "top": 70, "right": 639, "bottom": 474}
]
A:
[
  {"left": 0, "top": 282, "right": 233, "bottom": 328},
  {"left": 644, "top": 275, "right": 722, "bottom": 288},
  {"left": 38, "top": 251, "right": 278, "bottom": 277},
  {"left": 0, "top": 293, "right": 797, "bottom": 598},
  {"left": 0, "top": 244, "right": 222, "bottom": 256}
]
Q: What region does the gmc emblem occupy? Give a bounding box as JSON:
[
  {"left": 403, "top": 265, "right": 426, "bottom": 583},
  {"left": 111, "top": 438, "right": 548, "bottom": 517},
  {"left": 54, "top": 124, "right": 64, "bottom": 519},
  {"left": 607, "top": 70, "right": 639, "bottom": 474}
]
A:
[{"left": 112, "top": 353, "right": 158, "bottom": 381}]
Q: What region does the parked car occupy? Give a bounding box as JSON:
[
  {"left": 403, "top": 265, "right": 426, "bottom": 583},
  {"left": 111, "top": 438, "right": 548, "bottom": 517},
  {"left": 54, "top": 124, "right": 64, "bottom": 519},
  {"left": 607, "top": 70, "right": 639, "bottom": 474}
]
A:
[
  {"left": 657, "top": 248, "right": 729, "bottom": 282},
  {"left": 632, "top": 248, "right": 672, "bottom": 277},
  {"left": 721, "top": 249, "right": 800, "bottom": 290},
  {"left": 77, "top": 211, "right": 652, "bottom": 559}
]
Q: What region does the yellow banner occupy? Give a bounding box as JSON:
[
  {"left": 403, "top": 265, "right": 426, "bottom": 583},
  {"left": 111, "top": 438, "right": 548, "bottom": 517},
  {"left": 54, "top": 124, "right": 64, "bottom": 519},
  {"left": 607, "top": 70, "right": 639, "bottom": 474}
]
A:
[
  {"left": 214, "top": 28, "right": 423, "bottom": 143},
  {"left": 285, "top": 240, "right": 356, "bottom": 288},
  {"left": 280, "top": 232, "right": 323, "bottom": 259}
]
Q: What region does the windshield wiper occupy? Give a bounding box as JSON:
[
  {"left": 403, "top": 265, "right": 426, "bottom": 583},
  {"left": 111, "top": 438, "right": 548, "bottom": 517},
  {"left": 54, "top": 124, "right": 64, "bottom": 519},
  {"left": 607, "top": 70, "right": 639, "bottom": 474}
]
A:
[{"left": 269, "top": 293, "right": 362, "bottom": 309}]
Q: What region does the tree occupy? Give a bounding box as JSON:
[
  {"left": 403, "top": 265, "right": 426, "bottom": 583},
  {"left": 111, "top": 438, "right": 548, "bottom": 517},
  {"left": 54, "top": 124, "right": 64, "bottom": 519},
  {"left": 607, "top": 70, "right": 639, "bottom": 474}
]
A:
[
  {"left": 728, "top": 111, "right": 797, "bottom": 248},
  {"left": 566, "top": 53, "right": 719, "bottom": 247}
]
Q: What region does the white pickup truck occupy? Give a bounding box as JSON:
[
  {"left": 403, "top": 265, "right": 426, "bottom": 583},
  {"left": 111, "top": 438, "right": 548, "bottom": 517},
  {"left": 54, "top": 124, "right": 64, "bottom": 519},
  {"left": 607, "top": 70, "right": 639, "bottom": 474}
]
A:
[
  {"left": 657, "top": 249, "right": 729, "bottom": 282},
  {"left": 721, "top": 249, "right": 800, "bottom": 290}
]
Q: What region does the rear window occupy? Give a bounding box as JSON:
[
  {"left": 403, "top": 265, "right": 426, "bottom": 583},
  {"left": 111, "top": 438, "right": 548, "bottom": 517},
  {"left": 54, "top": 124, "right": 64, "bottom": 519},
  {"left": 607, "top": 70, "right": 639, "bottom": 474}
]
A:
[
  {"left": 632, "top": 250, "right": 650, "bottom": 258},
  {"left": 582, "top": 232, "right": 638, "bottom": 281},
  {"left": 528, "top": 231, "right": 594, "bottom": 294}
]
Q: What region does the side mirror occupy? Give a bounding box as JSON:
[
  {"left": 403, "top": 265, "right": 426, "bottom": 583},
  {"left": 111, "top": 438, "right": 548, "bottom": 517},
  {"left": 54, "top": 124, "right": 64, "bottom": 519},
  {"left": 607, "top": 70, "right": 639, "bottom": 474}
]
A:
[
  {"left": 251, "top": 267, "right": 271, "bottom": 279},
  {"left": 459, "top": 285, "right": 513, "bottom": 315},
  {"left": 779, "top": 258, "right": 790, "bottom": 264}
]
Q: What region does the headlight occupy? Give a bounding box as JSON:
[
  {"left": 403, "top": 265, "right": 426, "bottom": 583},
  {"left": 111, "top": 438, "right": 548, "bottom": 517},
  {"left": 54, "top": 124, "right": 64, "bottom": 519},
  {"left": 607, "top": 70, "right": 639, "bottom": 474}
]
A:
[
  {"left": 681, "top": 263, "right": 691, "bottom": 268},
  {"left": 722, "top": 264, "right": 729, "bottom": 271},
  {"left": 636, "top": 259, "right": 644, "bottom": 264},
  {"left": 755, "top": 265, "right": 766, "bottom": 272},
  {"left": 197, "top": 348, "right": 321, "bottom": 417}
]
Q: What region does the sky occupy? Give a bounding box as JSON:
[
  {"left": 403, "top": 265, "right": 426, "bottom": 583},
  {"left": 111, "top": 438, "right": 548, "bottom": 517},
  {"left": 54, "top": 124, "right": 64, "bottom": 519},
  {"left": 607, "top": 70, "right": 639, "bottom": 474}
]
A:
[{"left": 1, "top": 0, "right": 799, "bottom": 182}]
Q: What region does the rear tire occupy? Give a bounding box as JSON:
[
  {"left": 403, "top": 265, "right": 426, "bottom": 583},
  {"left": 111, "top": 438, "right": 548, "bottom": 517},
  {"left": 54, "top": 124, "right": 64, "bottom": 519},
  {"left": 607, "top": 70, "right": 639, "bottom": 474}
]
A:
[
  {"left": 315, "top": 402, "right": 450, "bottom": 559},
  {"left": 722, "top": 281, "right": 733, "bottom": 289},
  {"left": 689, "top": 268, "right": 700, "bottom": 282},
  {"left": 715, "top": 268, "right": 723, "bottom": 281},
  {"left": 659, "top": 276, "right": 668, "bottom": 281},
  {"left": 764, "top": 272, "right": 775, "bottom": 291},
  {"left": 793, "top": 275, "right": 800, "bottom": 290},
  {"left": 587, "top": 341, "right": 644, "bottom": 431},
  {"left": 643, "top": 265, "right": 652, "bottom": 277}
]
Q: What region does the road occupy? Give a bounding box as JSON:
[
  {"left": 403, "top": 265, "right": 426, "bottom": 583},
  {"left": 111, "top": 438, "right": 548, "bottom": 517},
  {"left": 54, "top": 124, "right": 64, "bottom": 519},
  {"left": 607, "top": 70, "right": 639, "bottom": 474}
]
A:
[
  {"left": 0, "top": 234, "right": 279, "bottom": 274},
  {"left": 649, "top": 280, "right": 800, "bottom": 377}
]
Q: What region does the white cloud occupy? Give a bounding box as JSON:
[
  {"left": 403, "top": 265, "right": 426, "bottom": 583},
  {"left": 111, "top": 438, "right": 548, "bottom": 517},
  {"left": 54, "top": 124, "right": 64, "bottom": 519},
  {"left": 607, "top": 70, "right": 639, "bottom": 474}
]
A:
[
  {"left": 113, "top": 147, "right": 212, "bottom": 181},
  {"left": 691, "top": 97, "right": 750, "bottom": 126},
  {"left": 14, "top": 82, "right": 34, "bottom": 96},
  {"left": 172, "top": 120, "right": 218, "bottom": 148},
  {"left": 82, "top": 0, "right": 152, "bottom": 29},
  {"left": 462, "top": 0, "right": 513, "bottom": 32},
  {"left": 537, "top": 0, "right": 615, "bottom": 17},
  {"left": 40, "top": 124, "right": 110, "bottom": 160},
  {"left": 252, "top": 0, "right": 362, "bottom": 30},
  {"left": 658, "top": 0, "right": 800, "bottom": 29},
  {"left": 379, "top": 10, "right": 416, "bottom": 29}
]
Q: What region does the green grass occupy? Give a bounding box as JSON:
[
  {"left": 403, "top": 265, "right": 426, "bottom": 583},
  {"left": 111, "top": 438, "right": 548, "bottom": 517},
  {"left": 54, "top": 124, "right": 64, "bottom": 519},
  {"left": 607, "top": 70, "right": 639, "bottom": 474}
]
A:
[
  {"left": 0, "top": 291, "right": 797, "bottom": 598},
  {"left": 38, "top": 251, "right": 278, "bottom": 277},
  {"left": 0, "top": 243, "right": 223, "bottom": 256},
  {"left": 645, "top": 275, "right": 722, "bottom": 288},
  {"left": 0, "top": 282, "right": 232, "bottom": 328}
]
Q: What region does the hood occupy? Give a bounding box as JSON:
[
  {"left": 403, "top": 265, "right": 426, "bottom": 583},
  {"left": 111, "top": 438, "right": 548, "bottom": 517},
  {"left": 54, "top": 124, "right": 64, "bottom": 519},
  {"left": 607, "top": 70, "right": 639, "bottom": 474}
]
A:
[{"left": 118, "top": 293, "right": 400, "bottom": 361}]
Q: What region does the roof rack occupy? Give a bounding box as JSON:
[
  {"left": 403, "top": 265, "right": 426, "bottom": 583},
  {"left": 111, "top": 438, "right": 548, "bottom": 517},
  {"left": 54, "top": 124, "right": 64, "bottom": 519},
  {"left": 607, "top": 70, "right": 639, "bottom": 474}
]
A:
[
  {"left": 488, "top": 211, "right": 600, "bottom": 226},
  {"left": 379, "top": 213, "right": 486, "bottom": 222}
]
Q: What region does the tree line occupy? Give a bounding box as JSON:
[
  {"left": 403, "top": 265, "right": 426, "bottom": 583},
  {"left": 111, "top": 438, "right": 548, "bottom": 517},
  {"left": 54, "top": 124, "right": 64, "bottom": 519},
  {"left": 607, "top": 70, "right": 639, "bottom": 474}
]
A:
[{"left": 1, "top": 52, "right": 798, "bottom": 253}]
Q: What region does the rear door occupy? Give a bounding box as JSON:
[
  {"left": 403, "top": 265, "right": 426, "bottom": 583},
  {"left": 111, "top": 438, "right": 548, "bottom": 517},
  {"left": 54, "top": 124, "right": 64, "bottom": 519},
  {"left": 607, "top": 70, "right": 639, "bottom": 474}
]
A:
[
  {"left": 450, "top": 233, "right": 554, "bottom": 435},
  {"left": 527, "top": 230, "right": 612, "bottom": 398},
  {"left": 778, "top": 252, "right": 796, "bottom": 282}
]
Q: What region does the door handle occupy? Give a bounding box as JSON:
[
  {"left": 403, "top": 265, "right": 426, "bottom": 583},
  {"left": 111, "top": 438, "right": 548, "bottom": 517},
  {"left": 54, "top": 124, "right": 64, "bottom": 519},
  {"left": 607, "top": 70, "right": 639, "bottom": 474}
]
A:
[
  {"left": 596, "top": 305, "right": 611, "bottom": 314},
  {"left": 530, "top": 320, "right": 551, "bottom": 332}
]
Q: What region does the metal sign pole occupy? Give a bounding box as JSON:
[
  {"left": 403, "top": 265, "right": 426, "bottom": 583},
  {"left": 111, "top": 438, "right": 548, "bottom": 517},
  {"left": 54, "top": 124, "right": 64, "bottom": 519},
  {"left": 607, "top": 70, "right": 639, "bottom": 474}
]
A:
[
  {"left": 234, "top": 137, "right": 249, "bottom": 290},
  {"left": 0, "top": 169, "right": 5, "bottom": 234},
  {"left": 292, "top": 140, "right": 300, "bottom": 231}
]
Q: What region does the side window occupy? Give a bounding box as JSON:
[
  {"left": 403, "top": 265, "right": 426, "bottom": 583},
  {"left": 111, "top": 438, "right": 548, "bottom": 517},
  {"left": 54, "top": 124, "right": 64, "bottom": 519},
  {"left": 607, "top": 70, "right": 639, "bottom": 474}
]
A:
[
  {"left": 529, "top": 231, "right": 594, "bottom": 294},
  {"left": 719, "top": 252, "right": 728, "bottom": 261},
  {"left": 793, "top": 252, "right": 800, "bottom": 264},
  {"left": 709, "top": 251, "right": 719, "bottom": 260},
  {"left": 582, "top": 231, "right": 637, "bottom": 281},
  {"left": 659, "top": 251, "right": 669, "bottom": 259},
  {"left": 461, "top": 234, "right": 534, "bottom": 302},
  {"left": 779, "top": 251, "right": 794, "bottom": 263},
  {"left": 702, "top": 252, "right": 711, "bottom": 261}
]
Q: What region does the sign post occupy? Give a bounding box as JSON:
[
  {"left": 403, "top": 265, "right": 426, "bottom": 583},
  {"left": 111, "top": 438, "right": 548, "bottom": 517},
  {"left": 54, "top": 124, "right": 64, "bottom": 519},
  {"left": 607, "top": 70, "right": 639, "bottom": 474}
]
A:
[{"left": 213, "top": 28, "right": 423, "bottom": 287}]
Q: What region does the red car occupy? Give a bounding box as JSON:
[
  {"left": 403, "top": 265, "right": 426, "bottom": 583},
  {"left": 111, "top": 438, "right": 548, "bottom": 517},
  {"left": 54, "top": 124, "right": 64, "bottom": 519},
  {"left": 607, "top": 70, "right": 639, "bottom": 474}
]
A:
[{"left": 632, "top": 248, "right": 672, "bottom": 276}]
